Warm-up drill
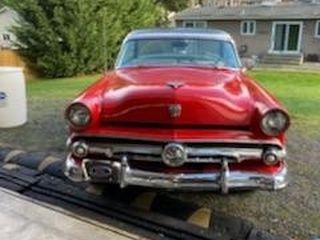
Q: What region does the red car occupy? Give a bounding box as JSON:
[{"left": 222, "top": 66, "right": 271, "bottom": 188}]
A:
[{"left": 64, "top": 28, "right": 290, "bottom": 193}]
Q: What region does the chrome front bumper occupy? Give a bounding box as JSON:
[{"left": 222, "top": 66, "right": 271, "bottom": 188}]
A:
[{"left": 65, "top": 155, "right": 288, "bottom": 193}]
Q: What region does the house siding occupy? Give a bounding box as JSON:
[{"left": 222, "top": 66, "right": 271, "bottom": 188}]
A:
[
  {"left": 176, "top": 20, "right": 272, "bottom": 56},
  {"left": 0, "top": 8, "right": 18, "bottom": 49},
  {"left": 207, "top": 20, "right": 271, "bottom": 57},
  {"left": 302, "top": 19, "right": 320, "bottom": 59},
  {"left": 176, "top": 19, "right": 320, "bottom": 59}
]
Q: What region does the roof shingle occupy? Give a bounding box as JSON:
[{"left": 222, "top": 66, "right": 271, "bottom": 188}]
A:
[{"left": 175, "top": 4, "right": 320, "bottom": 20}]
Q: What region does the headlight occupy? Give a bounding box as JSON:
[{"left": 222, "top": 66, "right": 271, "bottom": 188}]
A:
[
  {"left": 260, "top": 110, "right": 289, "bottom": 136},
  {"left": 66, "top": 103, "right": 91, "bottom": 128}
]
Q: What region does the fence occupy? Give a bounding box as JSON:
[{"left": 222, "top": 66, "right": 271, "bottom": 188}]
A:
[{"left": 0, "top": 49, "right": 34, "bottom": 78}]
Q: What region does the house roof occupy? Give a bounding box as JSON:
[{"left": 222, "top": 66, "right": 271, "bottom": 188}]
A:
[
  {"left": 175, "top": 4, "right": 320, "bottom": 21},
  {"left": 125, "top": 28, "right": 233, "bottom": 42}
]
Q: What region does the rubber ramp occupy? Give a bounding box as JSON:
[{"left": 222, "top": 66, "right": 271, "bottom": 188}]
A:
[{"left": 0, "top": 147, "right": 288, "bottom": 240}]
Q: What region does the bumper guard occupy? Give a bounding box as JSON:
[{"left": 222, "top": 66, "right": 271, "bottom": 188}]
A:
[{"left": 65, "top": 155, "right": 288, "bottom": 193}]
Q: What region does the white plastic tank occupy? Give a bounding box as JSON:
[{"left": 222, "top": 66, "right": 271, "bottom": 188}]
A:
[{"left": 0, "top": 67, "right": 27, "bottom": 128}]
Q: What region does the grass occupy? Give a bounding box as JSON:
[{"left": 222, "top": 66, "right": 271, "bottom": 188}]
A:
[
  {"left": 29, "top": 70, "right": 320, "bottom": 129},
  {"left": 1, "top": 70, "right": 320, "bottom": 152},
  {"left": 249, "top": 70, "right": 320, "bottom": 134},
  {"left": 28, "top": 70, "right": 320, "bottom": 112},
  {"left": 27, "top": 74, "right": 99, "bottom": 99},
  {"left": 0, "top": 74, "right": 99, "bottom": 154},
  {"left": 0, "top": 70, "right": 319, "bottom": 239}
]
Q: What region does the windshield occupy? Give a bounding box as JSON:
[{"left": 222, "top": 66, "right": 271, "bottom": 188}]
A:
[{"left": 116, "top": 38, "right": 240, "bottom": 69}]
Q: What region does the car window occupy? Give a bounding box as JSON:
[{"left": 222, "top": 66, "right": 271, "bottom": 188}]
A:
[{"left": 116, "top": 38, "right": 240, "bottom": 69}]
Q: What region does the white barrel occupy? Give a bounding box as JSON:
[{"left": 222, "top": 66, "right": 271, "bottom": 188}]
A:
[{"left": 0, "top": 67, "right": 27, "bottom": 128}]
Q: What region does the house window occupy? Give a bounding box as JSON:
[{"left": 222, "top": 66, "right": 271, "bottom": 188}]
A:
[
  {"left": 2, "top": 34, "right": 10, "bottom": 41},
  {"left": 315, "top": 20, "right": 320, "bottom": 38},
  {"left": 241, "top": 21, "right": 256, "bottom": 35},
  {"left": 183, "top": 21, "right": 207, "bottom": 28}
]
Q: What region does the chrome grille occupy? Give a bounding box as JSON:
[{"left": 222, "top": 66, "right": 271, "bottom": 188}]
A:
[{"left": 69, "top": 140, "right": 277, "bottom": 163}]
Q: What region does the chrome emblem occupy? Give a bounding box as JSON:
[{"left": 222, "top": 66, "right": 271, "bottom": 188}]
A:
[
  {"left": 168, "top": 104, "right": 182, "bottom": 118},
  {"left": 167, "top": 81, "right": 185, "bottom": 89},
  {"left": 162, "top": 143, "right": 187, "bottom": 167}
]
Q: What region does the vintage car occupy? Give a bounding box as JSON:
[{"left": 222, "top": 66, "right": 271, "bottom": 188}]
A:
[{"left": 64, "top": 28, "right": 290, "bottom": 193}]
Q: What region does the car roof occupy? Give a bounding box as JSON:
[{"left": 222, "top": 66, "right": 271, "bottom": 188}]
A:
[{"left": 124, "top": 28, "right": 233, "bottom": 42}]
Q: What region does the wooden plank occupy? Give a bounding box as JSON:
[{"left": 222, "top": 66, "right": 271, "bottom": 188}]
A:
[{"left": 0, "top": 50, "right": 36, "bottom": 79}]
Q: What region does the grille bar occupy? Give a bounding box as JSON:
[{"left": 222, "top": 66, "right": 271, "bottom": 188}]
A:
[{"left": 71, "top": 141, "right": 270, "bottom": 163}]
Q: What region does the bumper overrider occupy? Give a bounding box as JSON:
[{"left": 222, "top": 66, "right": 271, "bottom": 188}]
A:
[{"left": 64, "top": 140, "right": 288, "bottom": 193}]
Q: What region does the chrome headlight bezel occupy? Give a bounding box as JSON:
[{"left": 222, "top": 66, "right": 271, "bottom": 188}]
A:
[
  {"left": 260, "top": 109, "right": 290, "bottom": 137},
  {"left": 66, "top": 103, "right": 91, "bottom": 128},
  {"left": 70, "top": 141, "right": 89, "bottom": 158}
]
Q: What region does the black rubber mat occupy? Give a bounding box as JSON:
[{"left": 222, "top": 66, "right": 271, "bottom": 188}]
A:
[{"left": 0, "top": 148, "right": 288, "bottom": 240}]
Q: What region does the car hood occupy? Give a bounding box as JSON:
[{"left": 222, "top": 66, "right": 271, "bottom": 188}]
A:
[{"left": 101, "top": 66, "right": 254, "bottom": 128}]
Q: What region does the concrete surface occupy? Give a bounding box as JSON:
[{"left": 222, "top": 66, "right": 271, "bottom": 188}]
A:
[{"left": 0, "top": 188, "right": 146, "bottom": 240}]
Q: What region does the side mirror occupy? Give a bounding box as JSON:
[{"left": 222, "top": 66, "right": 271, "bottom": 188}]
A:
[{"left": 241, "top": 57, "right": 257, "bottom": 72}]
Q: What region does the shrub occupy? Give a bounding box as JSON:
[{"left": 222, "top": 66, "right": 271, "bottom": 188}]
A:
[{"left": 5, "top": 0, "right": 162, "bottom": 78}]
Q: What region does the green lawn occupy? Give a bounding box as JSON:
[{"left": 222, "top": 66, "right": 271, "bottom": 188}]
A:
[
  {"left": 29, "top": 70, "right": 320, "bottom": 129},
  {"left": 27, "top": 74, "right": 99, "bottom": 99},
  {"left": 0, "top": 75, "right": 99, "bottom": 154},
  {"left": 249, "top": 70, "right": 320, "bottom": 133},
  {"left": 1, "top": 70, "right": 319, "bottom": 153},
  {"left": 1, "top": 70, "right": 319, "bottom": 239}
]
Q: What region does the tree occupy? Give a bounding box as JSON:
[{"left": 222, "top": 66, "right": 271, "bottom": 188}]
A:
[
  {"left": 156, "top": 0, "right": 189, "bottom": 12},
  {"left": 4, "top": 0, "right": 161, "bottom": 78},
  {"left": 102, "top": 0, "right": 162, "bottom": 68}
]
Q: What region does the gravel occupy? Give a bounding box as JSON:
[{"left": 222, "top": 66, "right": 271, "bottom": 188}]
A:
[
  {"left": 0, "top": 98, "right": 319, "bottom": 240},
  {"left": 169, "top": 129, "right": 320, "bottom": 240}
]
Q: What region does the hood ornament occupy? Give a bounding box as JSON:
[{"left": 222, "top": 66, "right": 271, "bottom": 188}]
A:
[
  {"left": 167, "top": 81, "right": 185, "bottom": 89},
  {"left": 168, "top": 104, "right": 182, "bottom": 118}
]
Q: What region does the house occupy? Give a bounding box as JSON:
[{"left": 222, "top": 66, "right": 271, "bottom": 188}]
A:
[
  {"left": 0, "top": 6, "right": 32, "bottom": 76},
  {"left": 199, "top": 0, "right": 253, "bottom": 7},
  {"left": 189, "top": 0, "right": 254, "bottom": 8},
  {"left": 0, "top": 6, "right": 18, "bottom": 49},
  {"left": 192, "top": 0, "right": 318, "bottom": 7},
  {"left": 176, "top": 3, "right": 320, "bottom": 64}
]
